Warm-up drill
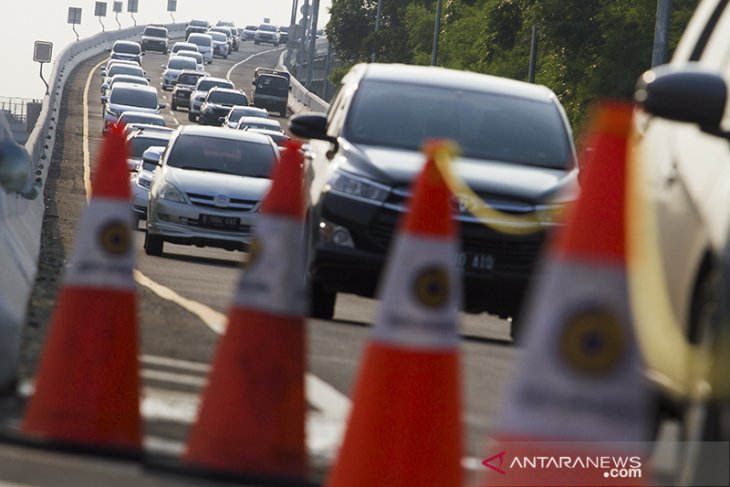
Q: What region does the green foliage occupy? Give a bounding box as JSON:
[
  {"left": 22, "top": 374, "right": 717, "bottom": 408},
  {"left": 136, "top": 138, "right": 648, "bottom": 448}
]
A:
[{"left": 325, "top": 0, "right": 700, "bottom": 131}]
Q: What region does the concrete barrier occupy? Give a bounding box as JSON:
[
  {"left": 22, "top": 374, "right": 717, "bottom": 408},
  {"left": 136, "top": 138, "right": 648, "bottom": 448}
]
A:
[
  {"left": 0, "top": 23, "right": 185, "bottom": 391},
  {"left": 277, "top": 50, "right": 330, "bottom": 114}
]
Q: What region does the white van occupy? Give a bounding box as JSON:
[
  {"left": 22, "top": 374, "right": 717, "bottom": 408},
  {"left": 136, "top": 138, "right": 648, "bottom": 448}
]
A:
[{"left": 186, "top": 33, "right": 213, "bottom": 64}]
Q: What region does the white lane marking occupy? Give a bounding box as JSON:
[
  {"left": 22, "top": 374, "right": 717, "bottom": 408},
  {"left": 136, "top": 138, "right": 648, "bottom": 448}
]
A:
[
  {"left": 81, "top": 59, "right": 354, "bottom": 459},
  {"left": 226, "top": 47, "right": 285, "bottom": 80},
  {"left": 144, "top": 436, "right": 185, "bottom": 456},
  {"left": 140, "top": 354, "right": 211, "bottom": 373},
  {"left": 141, "top": 369, "right": 207, "bottom": 387},
  {"left": 82, "top": 59, "right": 108, "bottom": 199}
]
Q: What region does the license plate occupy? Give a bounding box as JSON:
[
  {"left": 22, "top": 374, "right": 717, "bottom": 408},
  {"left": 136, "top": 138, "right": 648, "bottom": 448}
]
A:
[
  {"left": 455, "top": 251, "right": 495, "bottom": 273},
  {"left": 199, "top": 214, "right": 240, "bottom": 230}
]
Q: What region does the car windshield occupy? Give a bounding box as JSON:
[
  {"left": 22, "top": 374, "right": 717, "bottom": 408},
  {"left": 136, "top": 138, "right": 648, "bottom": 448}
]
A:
[
  {"left": 145, "top": 27, "right": 167, "bottom": 37},
  {"left": 108, "top": 65, "right": 144, "bottom": 78},
  {"left": 173, "top": 44, "right": 197, "bottom": 53},
  {"left": 255, "top": 76, "right": 288, "bottom": 96},
  {"left": 210, "top": 32, "right": 227, "bottom": 42},
  {"left": 129, "top": 136, "right": 169, "bottom": 157},
  {"left": 259, "top": 24, "right": 277, "bottom": 32},
  {"left": 120, "top": 114, "right": 163, "bottom": 126},
  {"left": 245, "top": 25, "right": 257, "bottom": 30},
  {"left": 190, "top": 20, "right": 208, "bottom": 27},
  {"left": 110, "top": 88, "right": 158, "bottom": 109},
  {"left": 197, "top": 79, "right": 233, "bottom": 91},
  {"left": 167, "top": 134, "right": 276, "bottom": 178},
  {"left": 208, "top": 92, "right": 247, "bottom": 105},
  {"left": 168, "top": 58, "right": 197, "bottom": 70},
  {"left": 177, "top": 51, "right": 202, "bottom": 62},
  {"left": 229, "top": 108, "right": 267, "bottom": 122},
  {"left": 239, "top": 119, "right": 281, "bottom": 131},
  {"left": 110, "top": 76, "right": 148, "bottom": 87},
  {"left": 114, "top": 43, "right": 141, "bottom": 54},
  {"left": 177, "top": 73, "right": 203, "bottom": 85},
  {"left": 344, "top": 79, "right": 572, "bottom": 169},
  {"left": 189, "top": 35, "right": 212, "bottom": 47}
]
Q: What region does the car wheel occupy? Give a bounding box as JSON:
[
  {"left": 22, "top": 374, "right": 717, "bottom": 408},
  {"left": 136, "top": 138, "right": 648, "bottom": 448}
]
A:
[
  {"left": 310, "top": 282, "right": 336, "bottom": 320},
  {"left": 188, "top": 112, "right": 197, "bottom": 122},
  {"left": 675, "top": 266, "right": 730, "bottom": 484},
  {"left": 254, "top": 41, "right": 260, "bottom": 45},
  {"left": 144, "top": 232, "right": 164, "bottom": 256}
]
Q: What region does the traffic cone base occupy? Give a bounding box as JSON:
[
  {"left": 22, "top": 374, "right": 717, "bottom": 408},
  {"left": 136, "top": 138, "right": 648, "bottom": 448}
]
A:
[{"left": 184, "top": 309, "right": 306, "bottom": 477}]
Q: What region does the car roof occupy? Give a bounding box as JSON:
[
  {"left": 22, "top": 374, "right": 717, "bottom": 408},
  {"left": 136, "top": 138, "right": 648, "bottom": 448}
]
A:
[
  {"left": 119, "top": 111, "right": 165, "bottom": 120},
  {"left": 110, "top": 83, "right": 158, "bottom": 95},
  {"left": 114, "top": 40, "right": 141, "bottom": 47},
  {"left": 355, "top": 63, "right": 557, "bottom": 103},
  {"left": 208, "top": 87, "right": 244, "bottom": 95},
  {"left": 177, "top": 125, "right": 274, "bottom": 145},
  {"left": 196, "top": 77, "right": 233, "bottom": 87}
]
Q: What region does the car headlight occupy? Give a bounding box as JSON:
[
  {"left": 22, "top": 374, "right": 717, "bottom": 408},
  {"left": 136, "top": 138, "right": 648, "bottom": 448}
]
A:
[
  {"left": 158, "top": 180, "right": 187, "bottom": 203},
  {"left": 106, "top": 107, "right": 120, "bottom": 118},
  {"left": 327, "top": 170, "right": 389, "bottom": 202}
]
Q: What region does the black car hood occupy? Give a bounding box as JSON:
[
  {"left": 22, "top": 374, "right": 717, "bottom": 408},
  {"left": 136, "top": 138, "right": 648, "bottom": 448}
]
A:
[{"left": 337, "top": 141, "right": 576, "bottom": 203}]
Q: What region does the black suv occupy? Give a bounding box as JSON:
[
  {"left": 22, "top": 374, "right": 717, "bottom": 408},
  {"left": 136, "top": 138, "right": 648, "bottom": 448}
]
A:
[
  {"left": 251, "top": 74, "right": 289, "bottom": 118},
  {"left": 186, "top": 19, "right": 209, "bottom": 39},
  {"left": 199, "top": 87, "right": 249, "bottom": 126},
  {"left": 289, "top": 63, "right": 578, "bottom": 337}
]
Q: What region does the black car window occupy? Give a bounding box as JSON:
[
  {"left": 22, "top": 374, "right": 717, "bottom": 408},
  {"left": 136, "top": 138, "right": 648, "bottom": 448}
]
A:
[
  {"left": 168, "top": 58, "right": 197, "bottom": 70},
  {"left": 114, "top": 43, "right": 141, "bottom": 54},
  {"left": 110, "top": 88, "right": 158, "bottom": 109},
  {"left": 344, "top": 79, "right": 572, "bottom": 169},
  {"left": 167, "top": 135, "right": 276, "bottom": 178},
  {"left": 208, "top": 92, "right": 248, "bottom": 105},
  {"left": 197, "top": 79, "right": 234, "bottom": 91},
  {"left": 144, "top": 27, "right": 167, "bottom": 38},
  {"left": 120, "top": 114, "right": 163, "bottom": 126},
  {"left": 177, "top": 73, "right": 203, "bottom": 85},
  {"left": 108, "top": 65, "right": 144, "bottom": 78},
  {"left": 129, "top": 136, "right": 169, "bottom": 157},
  {"left": 255, "top": 76, "right": 288, "bottom": 96}
]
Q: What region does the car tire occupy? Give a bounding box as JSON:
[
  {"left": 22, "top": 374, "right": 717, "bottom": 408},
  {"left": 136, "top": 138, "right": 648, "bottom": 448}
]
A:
[
  {"left": 188, "top": 112, "right": 197, "bottom": 122},
  {"left": 144, "top": 232, "right": 164, "bottom": 256},
  {"left": 310, "top": 282, "right": 336, "bottom": 320},
  {"left": 254, "top": 41, "right": 260, "bottom": 45},
  {"left": 675, "top": 265, "right": 729, "bottom": 485}
]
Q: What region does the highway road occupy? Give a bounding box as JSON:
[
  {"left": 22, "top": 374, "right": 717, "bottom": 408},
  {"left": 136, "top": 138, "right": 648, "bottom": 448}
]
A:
[{"left": 17, "top": 40, "right": 520, "bottom": 483}]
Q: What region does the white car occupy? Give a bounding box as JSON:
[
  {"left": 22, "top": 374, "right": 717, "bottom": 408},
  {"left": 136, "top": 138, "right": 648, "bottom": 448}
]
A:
[
  {"left": 144, "top": 126, "right": 279, "bottom": 255},
  {"left": 208, "top": 31, "right": 230, "bottom": 59},
  {"left": 242, "top": 25, "right": 257, "bottom": 41},
  {"left": 186, "top": 33, "right": 214, "bottom": 64},
  {"left": 141, "top": 25, "right": 168, "bottom": 53},
  {"left": 110, "top": 40, "right": 143, "bottom": 64},
  {"left": 100, "top": 59, "right": 139, "bottom": 79},
  {"left": 161, "top": 56, "right": 198, "bottom": 91},
  {"left": 223, "top": 105, "right": 269, "bottom": 129},
  {"left": 101, "top": 63, "right": 146, "bottom": 95},
  {"left": 174, "top": 50, "right": 205, "bottom": 71},
  {"left": 103, "top": 83, "right": 165, "bottom": 135},
  {"left": 101, "top": 74, "right": 148, "bottom": 102},
  {"left": 170, "top": 41, "right": 199, "bottom": 55},
  {"left": 254, "top": 24, "right": 280, "bottom": 46}
]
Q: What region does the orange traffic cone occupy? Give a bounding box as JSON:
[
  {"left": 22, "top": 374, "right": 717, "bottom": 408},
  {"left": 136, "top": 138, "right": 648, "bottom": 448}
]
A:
[
  {"left": 21, "top": 123, "right": 141, "bottom": 453},
  {"left": 479, "top": 102, "right": 651, "bottom": 486},
  {"left": 183, "top": 140, "right": 308, "bottom": 479},
  {"left": 326, "top": 141, "right": 462, "bottom": 487}
]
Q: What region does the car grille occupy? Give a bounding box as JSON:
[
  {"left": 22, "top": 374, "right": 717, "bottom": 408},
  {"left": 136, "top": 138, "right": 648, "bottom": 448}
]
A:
[
  {"left": 369, "top": 209, "right": 544, "bottom": 274},
  {"left": 187, "top": 192, "right": 258, "bottom": 211}
]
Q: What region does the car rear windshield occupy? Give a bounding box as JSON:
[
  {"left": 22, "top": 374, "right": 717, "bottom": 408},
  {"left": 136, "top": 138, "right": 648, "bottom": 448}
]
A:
[
  {"left": 210, "top": 32, "right": 227, "bottom": 42},
  {"left": 129, "top": 136, "right": 169, "bottom": 157},
  {"left": 239, "top": 120, "right": 281, "bottom": 131},
  {"left": 144, "top": 27, "right": 167, "bottom": 38},
  {"left": 189, "top": 35, "right": 212, "bottom": 47},
  {"left": 173, "top": 43, "right": 197, "bottom": 53},
  {"left": 167, "top": 134, "right": 276, "bottom": 178},
  {"left": 108, "top": 65, "right": 144, "bottom": 78},
  {"left": 258, "top": 24, "right": 277, "bottom": 32},
  {"left": 110, "top": 76, "right": 148, "bottom": 88},
  {"left": 177, "top": 73, "right": 204, "bottom": 85},
  {"left": 229, "top": 107, "right": 268, "bottom": 122},
  {"left": 168, "top": 57, "right": 197, "bottom": 70},
  {"left": 110, "top": 88, "right": 158, "bottom": 109},
  {"left": 208, "top": 92, "right": 248, "bottom": 105},
  {"left": 345, "top": 79, "right": 573, "bottom": 169},
  {"left": 121, "top": 114, "right": 163, "bottom": 126},
  {"left": 245, "top": 25, "right": 257, "bottom": 30},
  {"left": 254, "top": 76, "right": 288, "bottom": 96},
  {"left": 114, "top": 43, "right": 141, "bottom": 54},
  {"left": 197, "top": 79, "right": 233, "bottom": 91},
  {"left": 190, "top": 20, "right": 208, "bottom": 27}
]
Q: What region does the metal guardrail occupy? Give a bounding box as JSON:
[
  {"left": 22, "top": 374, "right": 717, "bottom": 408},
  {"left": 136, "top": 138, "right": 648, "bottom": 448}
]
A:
[
  {"left": 0, "top": 98, "right": 42, "bottom": 123},
  {"left": 0, "top": 22, "right": 185, "bottom": 390}
]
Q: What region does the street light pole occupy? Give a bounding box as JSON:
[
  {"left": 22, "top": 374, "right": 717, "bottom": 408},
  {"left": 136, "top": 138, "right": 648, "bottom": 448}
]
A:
[
  {"left": 372, "top": 0, "right": 383, "bottom": 62},
  {"left": 431, "top": 0, "right": 443, "bottom": 66},
  {"left": 651, "top": 0, "right": 673, "bottom": 67},
  {"left": 306, "top": 0, "right": 320, "bottom": 90}
]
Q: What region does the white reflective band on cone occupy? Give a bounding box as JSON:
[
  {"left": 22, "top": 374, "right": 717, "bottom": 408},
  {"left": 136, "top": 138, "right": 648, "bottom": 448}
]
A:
[
  {"left": 374, "top": 235, "right": 461, "bottom": 350},
  {"left": 64, "top": 199, "right": 136, "bottom": 290},
  {"left": 234, "top": 215, "right": 307, "bottom": 317},
  {"left": 499, "top": 259, "right": 650, "bottom": 442}
]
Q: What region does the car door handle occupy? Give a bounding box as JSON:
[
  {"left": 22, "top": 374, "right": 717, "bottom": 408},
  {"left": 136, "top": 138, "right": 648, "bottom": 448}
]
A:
[{"left": 662, "top": 159, "right": 678, "bottom": 186}]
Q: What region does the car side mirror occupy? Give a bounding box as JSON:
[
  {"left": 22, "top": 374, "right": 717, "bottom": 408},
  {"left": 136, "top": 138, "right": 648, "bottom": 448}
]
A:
[
  {"left": 159, "top": 102, "right": 167, "bottom": 109},
  {"left": 252, "top": 80, "right": 256, "bottom": 86},
  {"left": 289, "top": 112, "right": 339, "bottom": 157},
  {"left": 161, "top": 65, "right": 166, "bottom": 69},
  {"left": 101, "top": 95, "right": 108, "bottom": 104},
  {"left": 143, "top": 146, "right": 165, "bottom": 167},
  {"left": 636, "top": 63, "right": 728, "bottom": 138}
]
